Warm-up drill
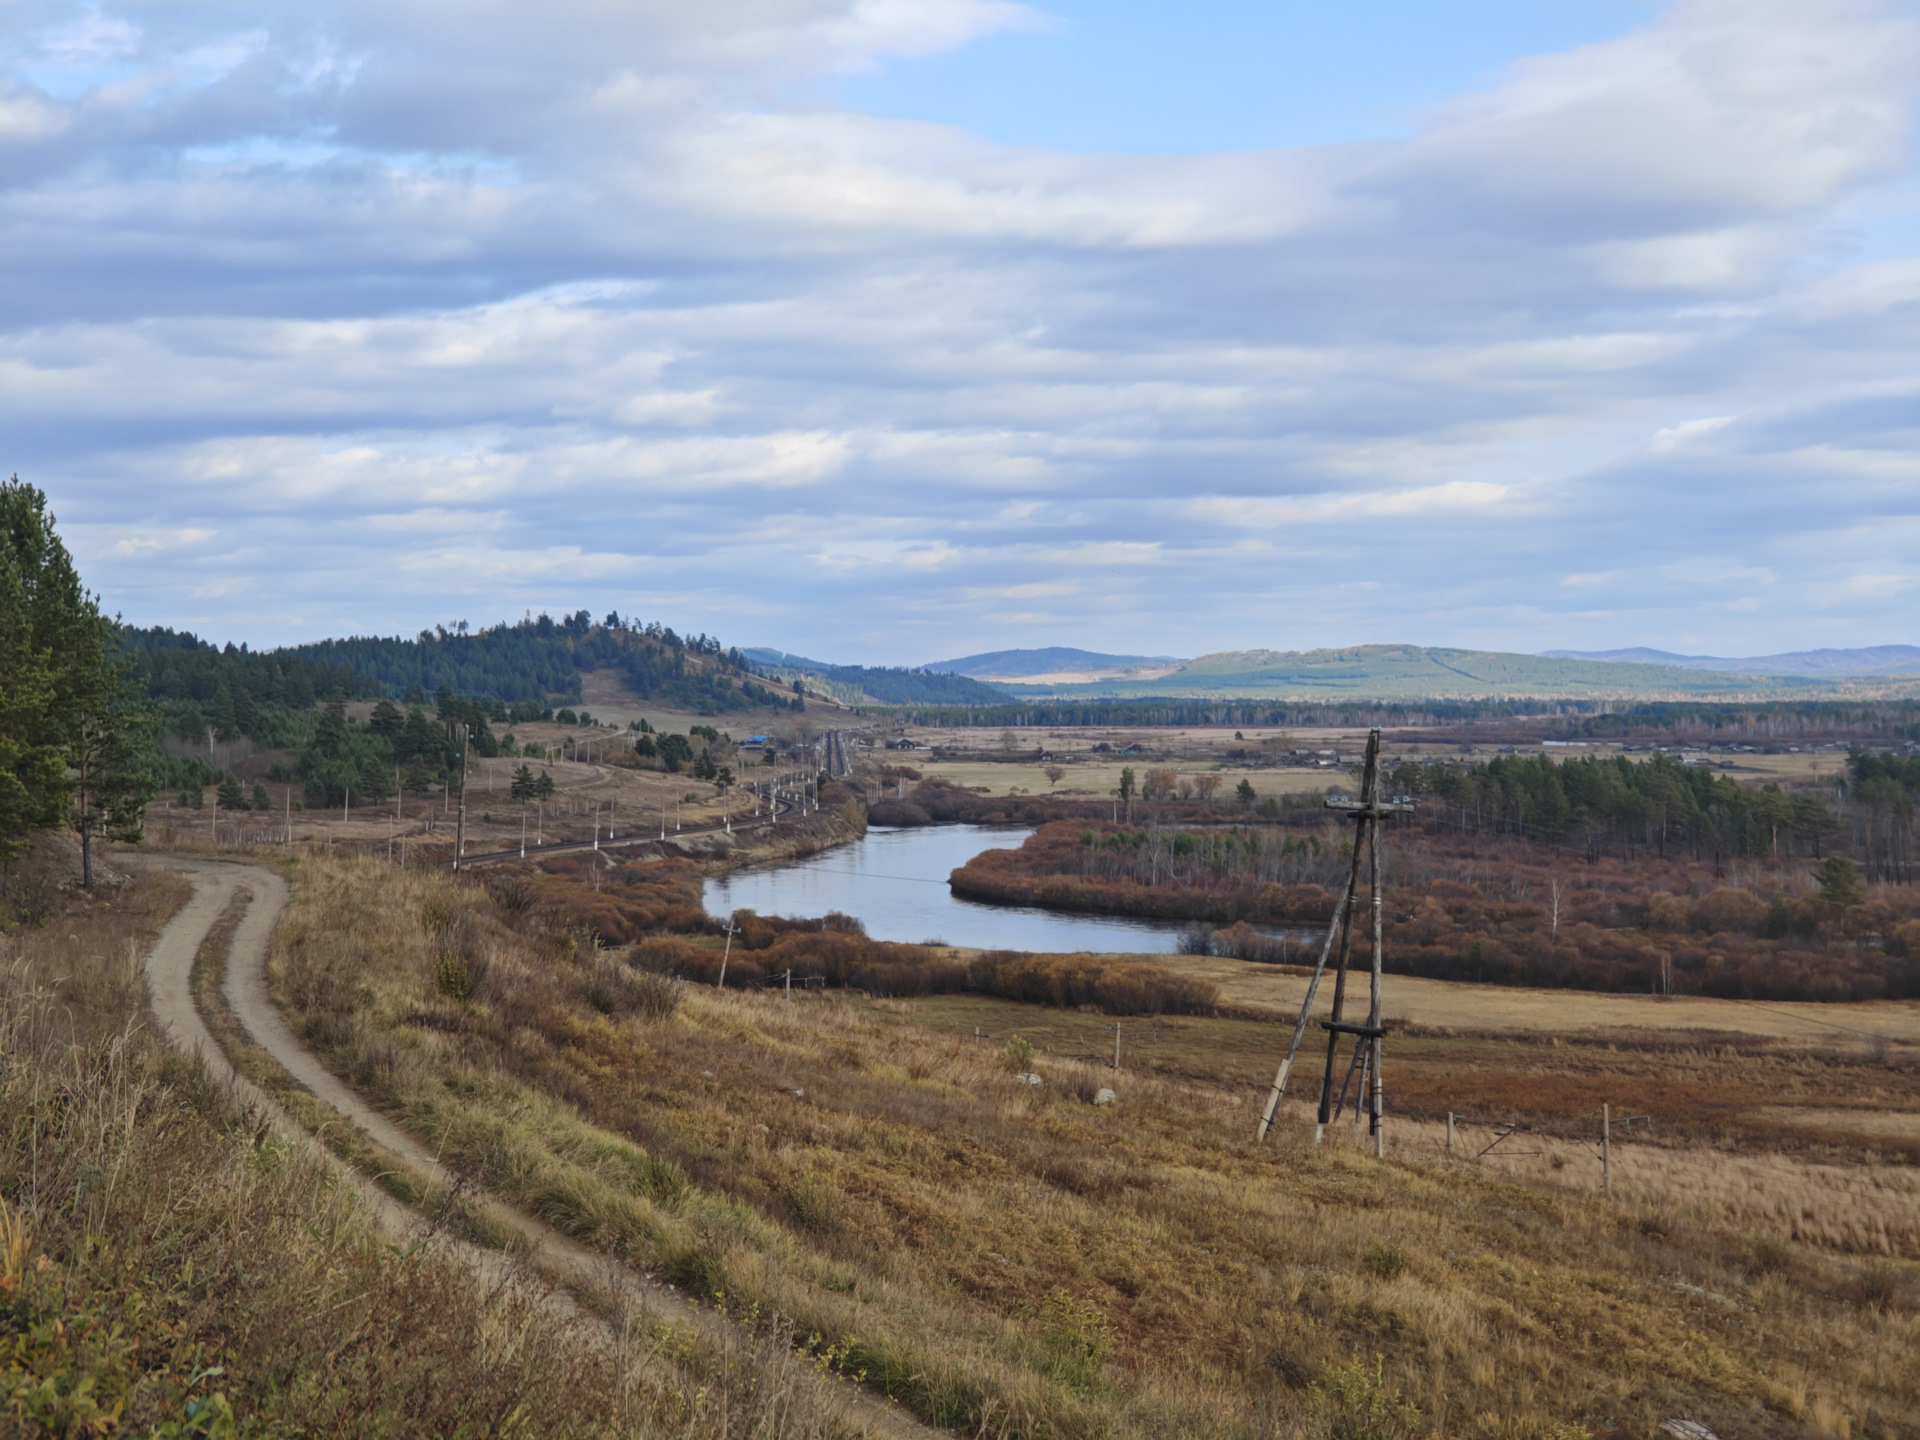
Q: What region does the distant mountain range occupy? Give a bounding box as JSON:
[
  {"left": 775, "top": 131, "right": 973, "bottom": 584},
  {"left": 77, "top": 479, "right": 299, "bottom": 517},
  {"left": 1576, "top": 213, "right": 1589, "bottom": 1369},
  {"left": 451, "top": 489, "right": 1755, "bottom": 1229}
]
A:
[
  {"left": 983, "top": 645, "right": 1830, "bottom": 701},
  {"left": 1541, "top": 646, "right": 1920, "bottom": 678},
  {"left": 744, "top": 642, "right": 1920, "bottom": 705}
]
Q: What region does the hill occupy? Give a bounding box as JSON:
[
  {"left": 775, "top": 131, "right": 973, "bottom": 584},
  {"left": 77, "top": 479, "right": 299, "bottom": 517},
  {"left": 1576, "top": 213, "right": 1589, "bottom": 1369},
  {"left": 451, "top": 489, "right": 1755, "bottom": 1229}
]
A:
[
  {"left": 1545, "top": 644, "right": 1920, "bottom": 677},
  {"left": 745, "top": 654, "right": 1010, "bottom": 706},
  {"left": 126, "top": 613, "right": 799, "bottom": 744},
  {"left": 991, "top": 643, "right": 1851, "bottom": 701},
  {"left": 919, "top": 646, "right": 1183, "bottom": 680}
]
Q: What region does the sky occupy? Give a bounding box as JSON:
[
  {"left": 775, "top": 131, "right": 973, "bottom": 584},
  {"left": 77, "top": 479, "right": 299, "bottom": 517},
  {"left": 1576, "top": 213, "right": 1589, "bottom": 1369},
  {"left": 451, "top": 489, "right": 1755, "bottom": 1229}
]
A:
[{"left": 3, "top": 0, "right": 1918, "bottom": 666}]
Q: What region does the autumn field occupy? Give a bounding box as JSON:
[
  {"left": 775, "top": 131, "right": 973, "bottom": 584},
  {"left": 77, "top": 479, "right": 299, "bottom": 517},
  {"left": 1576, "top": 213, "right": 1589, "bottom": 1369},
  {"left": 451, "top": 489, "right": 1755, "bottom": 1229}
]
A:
[{"left": 215, "top": 848, "right": 1920, "bottom": 1439}]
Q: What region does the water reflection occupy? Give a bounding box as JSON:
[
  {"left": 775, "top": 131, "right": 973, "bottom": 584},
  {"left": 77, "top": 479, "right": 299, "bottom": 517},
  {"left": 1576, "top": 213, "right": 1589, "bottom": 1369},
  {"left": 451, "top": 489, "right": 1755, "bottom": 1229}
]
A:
[{"left": 704, "top": 825, "right": 1205, "bottom": 954}]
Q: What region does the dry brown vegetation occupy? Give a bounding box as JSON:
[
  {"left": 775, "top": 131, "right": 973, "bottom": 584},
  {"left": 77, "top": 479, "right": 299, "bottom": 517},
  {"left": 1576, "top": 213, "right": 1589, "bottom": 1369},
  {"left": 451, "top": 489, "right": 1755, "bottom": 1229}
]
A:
[
  {"left": 0, "top": 856, "right": 881, "bottom": 1438},
  {"left": 951, "top": 817, "right": 1920, "bottom": 1002},
  {"left": 526, "top": 852, "right": 1216, "bottom": 1015},
  {"left": 260, "top": 851, "right": 1920, "bottom": 1439}
]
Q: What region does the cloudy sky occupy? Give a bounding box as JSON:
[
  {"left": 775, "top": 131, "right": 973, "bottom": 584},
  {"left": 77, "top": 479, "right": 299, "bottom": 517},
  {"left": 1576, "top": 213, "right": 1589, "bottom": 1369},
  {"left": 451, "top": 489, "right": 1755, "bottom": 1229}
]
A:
[{"left": 4, "top": 0, "right": 1917, "bottom": 664}]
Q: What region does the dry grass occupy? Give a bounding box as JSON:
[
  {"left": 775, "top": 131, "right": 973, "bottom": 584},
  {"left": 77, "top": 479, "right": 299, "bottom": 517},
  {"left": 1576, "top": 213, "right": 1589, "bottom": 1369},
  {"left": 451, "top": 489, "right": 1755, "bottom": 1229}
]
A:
[
  {"left": 262, "top": 851, "right": 1920, "bottom": 1439},
  {"left": 0, "top": 854, "right": 868, "bottom": 1439},
  {"left": 1152, "top": 953, "right": 1920, "bottom": 1043}
]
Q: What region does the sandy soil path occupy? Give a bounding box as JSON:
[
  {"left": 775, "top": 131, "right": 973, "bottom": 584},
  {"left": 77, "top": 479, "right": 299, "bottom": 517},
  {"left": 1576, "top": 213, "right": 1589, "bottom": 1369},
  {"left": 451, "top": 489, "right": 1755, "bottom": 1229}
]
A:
[{"left": 134, "top": 855, "right": 928, "bottom": 1440}]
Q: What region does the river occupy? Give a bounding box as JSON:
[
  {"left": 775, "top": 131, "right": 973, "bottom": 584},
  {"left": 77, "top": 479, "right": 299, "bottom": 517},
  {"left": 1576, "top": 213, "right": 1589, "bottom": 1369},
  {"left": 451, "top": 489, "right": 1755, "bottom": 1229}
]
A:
[{"left": 703, "top": 824, "right": 1207, "bottom": 954}]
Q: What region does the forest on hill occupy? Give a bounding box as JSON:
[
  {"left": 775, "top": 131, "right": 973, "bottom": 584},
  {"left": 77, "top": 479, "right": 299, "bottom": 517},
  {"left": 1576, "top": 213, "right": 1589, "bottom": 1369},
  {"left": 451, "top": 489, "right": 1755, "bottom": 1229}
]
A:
[{"left": 123, "top": 610, "right": 799, "bottom": 749}]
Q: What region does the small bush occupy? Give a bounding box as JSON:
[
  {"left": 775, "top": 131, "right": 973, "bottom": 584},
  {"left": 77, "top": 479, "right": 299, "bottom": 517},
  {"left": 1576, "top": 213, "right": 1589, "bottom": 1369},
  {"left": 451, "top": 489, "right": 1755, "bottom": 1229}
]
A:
[
  {"left": 1176, "top": 924, "right": 1215, "bottom": 955},
  {"left": 422, "top": 897, "right": 455, "bottom": 938},
  {"left": 1318, "top": 1356, "right": 1421, "bottom": 1440},
  {"left": 781, "top": 1177, "right": 838, "bottom": 1234},
  {"left": 1363, "top": 1242, "right": 1409, "bottom": 1281},
  {"left": 1004, "top": 1036, "right": 1035, "bottom": 1071},
  {"left": 661, "top": 1243, "right": 730, "bottom": 1302},
  {"left": 629, "top": 969, "right": 682, "bottom": 1021},
  {"left": 434, "top": 951, "right": 473, "bottom": 1001},
  {"left": 1037, "top": 1289, "right": 1112, "bottom": 1392}
]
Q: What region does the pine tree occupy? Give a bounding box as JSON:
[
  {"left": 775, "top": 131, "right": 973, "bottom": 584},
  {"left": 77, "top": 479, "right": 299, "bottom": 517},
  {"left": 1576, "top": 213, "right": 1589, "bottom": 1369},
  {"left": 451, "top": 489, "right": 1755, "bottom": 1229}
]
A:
[
  {"left": 510, "top": 764, "right": 536, "bottom": 802},
  {"left": 252, "top": 782, "right": 272, "bottom": 811},
  {"left": 0, "top": 479, "right": 156, "bottom": 883},
  {"left": 218, "top": 774, "right": 246, "bottom": 812},
  {"left": 0, "top": 546, "right": 66, "bottom": 861}
]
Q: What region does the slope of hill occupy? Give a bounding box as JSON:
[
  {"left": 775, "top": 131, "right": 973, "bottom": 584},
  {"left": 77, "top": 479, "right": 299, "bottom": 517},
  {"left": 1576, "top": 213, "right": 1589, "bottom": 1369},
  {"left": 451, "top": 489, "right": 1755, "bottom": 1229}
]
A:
[
  {"left": 920, "top": 646, "right": 1183, "bottom": 680},
  {"left": 992, "top": 644, "right": 1844, "bottom": 701},
  {"left": 127, "top": 614, "right": 798, "bottom": 731},
  {"left": 1545, "top": 645, "right": 1920, "bottom": 677}
]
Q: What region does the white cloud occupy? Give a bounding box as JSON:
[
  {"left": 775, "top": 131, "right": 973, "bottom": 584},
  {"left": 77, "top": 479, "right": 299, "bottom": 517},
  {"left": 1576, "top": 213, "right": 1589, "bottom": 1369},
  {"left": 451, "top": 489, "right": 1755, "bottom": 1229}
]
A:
[
  {"left": 1649, "top": 415, "right": 1733, "bottom": 452},
  {"left": 1192, "top": 481, "right": 1513, "bottom": 529},
  {"left": 3, "top": 0, "right": 1918, "bottom": 658},
  {"left": 107, "top": 527, "right": 216, "bottom": 556}
]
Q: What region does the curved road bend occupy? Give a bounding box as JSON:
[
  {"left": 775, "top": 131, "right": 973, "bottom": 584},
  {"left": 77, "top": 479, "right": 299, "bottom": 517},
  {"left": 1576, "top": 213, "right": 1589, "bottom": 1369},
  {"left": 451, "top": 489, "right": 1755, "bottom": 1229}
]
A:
[{"left": 132, "top": 854, "right": 930, "bottom": 1440}]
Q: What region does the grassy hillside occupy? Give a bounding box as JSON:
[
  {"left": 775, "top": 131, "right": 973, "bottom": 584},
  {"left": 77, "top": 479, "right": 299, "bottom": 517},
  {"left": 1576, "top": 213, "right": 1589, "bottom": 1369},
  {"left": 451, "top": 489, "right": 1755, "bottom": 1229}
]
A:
[
  {"left": 0, "top": 859, "right": 846, "bottom": 1438},
  {"left": 241, "top": 851, "right": 1920, "bottom": 1440},
  {"left": 994, "top": 644, "right": 1847, "bottom": 701}
]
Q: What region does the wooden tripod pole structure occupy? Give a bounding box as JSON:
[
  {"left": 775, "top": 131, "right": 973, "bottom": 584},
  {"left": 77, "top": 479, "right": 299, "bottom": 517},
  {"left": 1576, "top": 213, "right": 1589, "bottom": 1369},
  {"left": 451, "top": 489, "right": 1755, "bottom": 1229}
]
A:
[{"left": 1255, "top": 729, "right": 1412, "bottom": 1151}]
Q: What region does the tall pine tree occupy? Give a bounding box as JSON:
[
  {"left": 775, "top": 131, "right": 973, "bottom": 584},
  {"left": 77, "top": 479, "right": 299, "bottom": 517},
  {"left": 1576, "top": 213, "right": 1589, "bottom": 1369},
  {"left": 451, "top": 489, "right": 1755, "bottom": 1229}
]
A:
[{"left": 0, "top": 479, "right": 157, "bottom": 883}]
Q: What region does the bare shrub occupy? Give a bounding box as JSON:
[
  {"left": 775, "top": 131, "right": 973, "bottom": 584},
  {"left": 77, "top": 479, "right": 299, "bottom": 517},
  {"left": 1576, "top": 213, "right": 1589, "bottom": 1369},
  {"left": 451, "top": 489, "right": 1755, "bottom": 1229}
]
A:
[{"left": 1176, "top": 924, "right": 1215, "bottom": 956}]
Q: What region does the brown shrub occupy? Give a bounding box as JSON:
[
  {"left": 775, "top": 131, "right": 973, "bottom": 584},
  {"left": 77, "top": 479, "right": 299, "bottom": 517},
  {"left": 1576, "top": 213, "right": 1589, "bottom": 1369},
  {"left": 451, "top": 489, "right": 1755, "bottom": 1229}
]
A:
[
  {"left": 969, "top": 951, "right": 1216, "bottom": 1016},
  {"left": 1645, "top": 892, "right": 1690, "bottom": 931},
  {"left": 1692, "top": 888, "right": 1766, "bottom": 935}
]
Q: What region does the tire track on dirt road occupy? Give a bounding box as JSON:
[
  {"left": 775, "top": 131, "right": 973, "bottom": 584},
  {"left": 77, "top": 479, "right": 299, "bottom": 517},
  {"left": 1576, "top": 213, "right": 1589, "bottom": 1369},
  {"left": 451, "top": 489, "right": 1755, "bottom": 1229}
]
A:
[{"left": 134, "top": 855, "right": 932, "bottom": 1440}]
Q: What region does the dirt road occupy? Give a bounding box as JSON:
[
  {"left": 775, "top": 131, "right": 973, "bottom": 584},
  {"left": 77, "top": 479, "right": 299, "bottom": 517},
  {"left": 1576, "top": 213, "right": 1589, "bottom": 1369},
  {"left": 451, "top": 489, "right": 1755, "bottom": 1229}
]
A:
[{"left": 135, "top": 855, "right": 928, "bottom": 1440}]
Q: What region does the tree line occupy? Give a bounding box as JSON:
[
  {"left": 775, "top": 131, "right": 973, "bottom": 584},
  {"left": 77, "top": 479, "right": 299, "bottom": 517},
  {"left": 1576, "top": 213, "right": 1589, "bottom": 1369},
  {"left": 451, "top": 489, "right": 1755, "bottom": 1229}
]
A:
[
  {"left": 870, "top": 696, "right": 1920, "bottom": 737},
  {"left": 1382, "top": 750, "right": 1918, "bottom": 872}
]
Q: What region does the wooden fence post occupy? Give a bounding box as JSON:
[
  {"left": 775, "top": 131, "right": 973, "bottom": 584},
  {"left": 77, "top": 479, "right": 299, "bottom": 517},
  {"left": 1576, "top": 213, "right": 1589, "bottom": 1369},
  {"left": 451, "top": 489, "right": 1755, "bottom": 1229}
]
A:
[{"left": 1602, "top": 1103, "right": 1611, "bottom": 1200}]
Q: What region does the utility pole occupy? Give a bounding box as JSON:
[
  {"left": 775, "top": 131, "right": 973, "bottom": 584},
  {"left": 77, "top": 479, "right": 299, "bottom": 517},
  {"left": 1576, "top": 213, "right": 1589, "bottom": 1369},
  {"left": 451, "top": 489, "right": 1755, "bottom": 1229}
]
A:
[
  {"left": 1255, "top": 729, "right": 1412, "bottom": 1150},
  {"left": 1602, "top": 1103, "right": 1611, "bottom": 1200},
  {"left": 520, "top": 810, "right": 526, "bottom": 859},
  {"left": 717, "top": 918, "right": 735, "bottom": 989},
  {"left": 285, "top": 787, "right": 292, "bottom": 846},
  {"left": 453, "top": 728, "right": 468, "bottom": 871}
]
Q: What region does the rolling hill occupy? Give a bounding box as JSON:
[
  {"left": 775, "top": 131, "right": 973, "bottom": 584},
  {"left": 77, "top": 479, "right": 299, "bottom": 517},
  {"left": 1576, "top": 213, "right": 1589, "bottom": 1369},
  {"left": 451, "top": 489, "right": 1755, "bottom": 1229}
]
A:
[
  {"left": 988, "top": 644, "right": 1857, "bottom": 701},
  {"left": 1543, "top": 645, "right": 1920, "bottom": 677},
  {"left": 919, "top": 647, "right": 1183, "bottom": 681}
]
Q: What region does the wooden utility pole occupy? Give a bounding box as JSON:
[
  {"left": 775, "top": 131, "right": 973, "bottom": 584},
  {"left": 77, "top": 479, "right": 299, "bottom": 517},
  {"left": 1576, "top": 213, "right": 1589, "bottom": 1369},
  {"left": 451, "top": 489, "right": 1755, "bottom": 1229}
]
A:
[
  {"left": 717, "top": 919, "right": 735, "bottom": 989},
  {"left": 1255, "top": 728, "right": 1412, "bottom": 1152},
  {"left": 1602, "top": 1103, "right": 1611, "bottom": 1199},
  {"left": 453, "top": 729, "right": 468, "bottom": 871}
]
